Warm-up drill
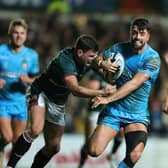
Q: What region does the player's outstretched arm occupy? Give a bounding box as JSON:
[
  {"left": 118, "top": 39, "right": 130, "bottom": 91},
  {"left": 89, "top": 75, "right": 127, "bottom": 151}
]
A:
[
  {"left": 64, "top": 75, "right": 113, "bottom": 98},
  {"left": 91, "top": 72, "right": 149, "bottom": 108}
]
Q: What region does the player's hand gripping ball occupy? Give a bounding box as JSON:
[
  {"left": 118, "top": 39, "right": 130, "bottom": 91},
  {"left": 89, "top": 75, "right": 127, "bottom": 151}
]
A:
[{"left": 104, "top": 52, "right": 125, "bottom": 83}]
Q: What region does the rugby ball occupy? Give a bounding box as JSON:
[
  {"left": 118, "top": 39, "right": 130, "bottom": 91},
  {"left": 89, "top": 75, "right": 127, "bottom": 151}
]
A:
[{"left": 103, "top": 52, "right": 125, "bottom": 83}]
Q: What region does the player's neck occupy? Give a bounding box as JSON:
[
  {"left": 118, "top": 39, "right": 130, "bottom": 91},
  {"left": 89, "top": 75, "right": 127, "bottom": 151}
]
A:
[
  {"left": 132, "top": 44, "right": 147, "bottom": 55},
  {"left": 9, "top": 43, "right": 23, "bottom": 53},
  {"left": 74, "top": 54, "right": 84, "bottom": 67}
]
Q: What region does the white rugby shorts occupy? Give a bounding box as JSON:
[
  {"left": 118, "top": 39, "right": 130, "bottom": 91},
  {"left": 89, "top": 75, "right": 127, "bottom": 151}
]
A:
[{"left": 38, "top": 93, "right": 66, "bottom": 126}]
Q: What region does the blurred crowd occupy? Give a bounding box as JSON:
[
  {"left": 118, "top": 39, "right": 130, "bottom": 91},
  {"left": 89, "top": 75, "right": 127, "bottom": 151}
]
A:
[{"left": 0, "top": 11, "right": 167, "bottom": 135}]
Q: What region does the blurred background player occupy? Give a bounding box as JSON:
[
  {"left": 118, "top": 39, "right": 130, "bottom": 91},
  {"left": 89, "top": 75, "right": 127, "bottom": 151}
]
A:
[
  {"left": 78, "top": 70, "right": 124, "bottom": 168},
  {"left": 0, "top": 18, "right": 39, "bottom": 166},
  {"left": 6, "top": 34, "right": 117, "bottom": 168}
]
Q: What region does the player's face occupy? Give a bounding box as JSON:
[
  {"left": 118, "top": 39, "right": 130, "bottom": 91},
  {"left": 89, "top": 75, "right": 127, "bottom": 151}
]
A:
[
  {"left": 10, "top": 25, "right": 27, "bottom": 48},
  {"left": 78, "top": 49, "right": 97, "bottom": 67},
  {"left": 130, "top": 25, "right": 150, "bottom": 51}
]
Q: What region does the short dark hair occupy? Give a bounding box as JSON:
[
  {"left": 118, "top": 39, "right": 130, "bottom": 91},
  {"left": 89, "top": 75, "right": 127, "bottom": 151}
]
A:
[
  {"left": 130, "top": 18, "right": 151, "bottom": 33},
  {"left": 75, "top": 34, "right": 99, "bottom": 52}
]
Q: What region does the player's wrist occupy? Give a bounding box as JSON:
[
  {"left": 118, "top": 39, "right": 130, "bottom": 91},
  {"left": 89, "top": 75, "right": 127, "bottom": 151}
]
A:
[
  {"left": 97, "top": 59, "right": 103, "bottom": 68},
  {"left": 100, "top": 60, "right": 110, "bottom": 71},
  {"left": 107, "top": 97, "right": 111, "bottom": 104},
  {"left": 97, "top": 89, "right": 106, "bottom": 96},
  {"left": 101, "top": 88, "right": 110, "bottom": 97}
]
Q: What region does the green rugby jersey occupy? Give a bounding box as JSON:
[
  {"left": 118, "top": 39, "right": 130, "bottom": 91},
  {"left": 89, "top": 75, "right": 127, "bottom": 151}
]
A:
[{"left": 31, "top": 47, "right": 90, "bottom": 104}]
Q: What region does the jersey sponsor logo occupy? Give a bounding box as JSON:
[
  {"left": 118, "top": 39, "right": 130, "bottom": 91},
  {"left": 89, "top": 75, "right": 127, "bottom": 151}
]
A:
[
  {"left": 22, "top": 63, "right": 28, "bottom": 70},
  {"left": 0, "top": 55, "right": 9, "bottom": 60},
  {"left": 22, "top": 57, "right": 28, "bottom": 70}
]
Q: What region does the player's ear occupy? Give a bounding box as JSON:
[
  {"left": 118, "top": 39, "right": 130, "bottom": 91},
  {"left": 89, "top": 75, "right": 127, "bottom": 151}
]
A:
[
  {"left": 147, "top": 33, "right": 150, "bottom": 42},
  {"left": 77, "top": 49, "right": 84, "bottom": 57}
]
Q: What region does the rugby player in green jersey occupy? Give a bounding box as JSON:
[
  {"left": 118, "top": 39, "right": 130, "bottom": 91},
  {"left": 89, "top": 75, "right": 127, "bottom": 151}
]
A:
[{"left": 7, "top": 34, "right": 117, "bottom": 168}]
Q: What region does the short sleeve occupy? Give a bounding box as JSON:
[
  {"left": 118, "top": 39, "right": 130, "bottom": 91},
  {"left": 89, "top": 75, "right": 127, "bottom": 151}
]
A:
[
  {"left": 59, "top": 52, "right": 77, "bottom": 76},
  {"left": 29, "top": 50, "right": 39, "bottom": 75},
  {"left": 138, "top": 55, "right": 160, "bottom": 79},
  {"left": 103, "top": 44, "right": 119, "bottom": 59}
]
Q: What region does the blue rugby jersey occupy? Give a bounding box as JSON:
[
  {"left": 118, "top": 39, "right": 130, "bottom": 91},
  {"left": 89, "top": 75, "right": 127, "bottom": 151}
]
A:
[
  {"left": 0, "top": 44, "right": 39, "bottom": 103},
  {"left": 103, "top": 42, "right": 160, "bottom": 116}
]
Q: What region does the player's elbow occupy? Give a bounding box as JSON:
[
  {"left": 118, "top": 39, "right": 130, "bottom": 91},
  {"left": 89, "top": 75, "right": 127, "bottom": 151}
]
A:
[
  {"left": 70, "top": 87, "right": 82, "bottom": 97},
  {"left": 70, "top": 87, "right": 87, "bottom": 97},
  {"left": 71, "top": 90, "right": 80, "bottom": 96}
]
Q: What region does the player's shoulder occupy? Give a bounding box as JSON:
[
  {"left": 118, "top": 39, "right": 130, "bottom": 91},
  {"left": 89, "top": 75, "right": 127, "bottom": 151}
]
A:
[
  {"left": 58, "top": 47, "right": 74, "bottom": 61},
  {"left": 143, "top": 45, "right": 161, "bottom": 68},
  {"left": 61, "top": 47, "right": 73, "bottom": 56},
  {"left": 112, "top": 41, "right": 130, "bottom": 51},
  {"left": 113, "top": 41, "right": 129, "bottom": 47},
  {"left": 51, "top": 47, "right": 74, "bottom": 67},
  {"left": 0, "top": 43, "right": 8, "bottom": 51},
  {"left": 146, "top": 44, "right": 160, "bottom": 59},
  {"left": 24, "top": 46, "right": 38, "bottom": 57}
]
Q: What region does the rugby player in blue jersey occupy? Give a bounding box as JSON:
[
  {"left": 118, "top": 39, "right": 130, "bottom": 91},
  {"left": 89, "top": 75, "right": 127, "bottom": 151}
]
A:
[
  {"left": 6, "top": 34, "right": 118, "bottom": 168},
  {"left": 88, "top": 18, "right": 161, "bottom": 168},
  {"left": 0, "top": 19, "right": 39, "bottom": 166}
]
